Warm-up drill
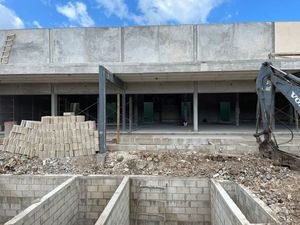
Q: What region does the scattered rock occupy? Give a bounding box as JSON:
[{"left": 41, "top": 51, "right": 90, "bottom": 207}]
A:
[{"left": 116, "top": 155, "right": 124, "bottom": 162}]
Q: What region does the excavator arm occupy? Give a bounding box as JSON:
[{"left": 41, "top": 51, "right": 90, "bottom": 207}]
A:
[{"left": 255, "top": 62, "right": 300, "bottom": 170}]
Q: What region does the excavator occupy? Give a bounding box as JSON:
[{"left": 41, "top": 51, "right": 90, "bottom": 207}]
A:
[{"left": 255, "top": 62, "right": 300, "bottom": 170}]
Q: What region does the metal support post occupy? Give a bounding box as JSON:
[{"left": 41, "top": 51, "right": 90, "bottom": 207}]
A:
[
  {"left": 51, "top": 84, "right": 57, "bottom": 116},
  {"left": 98, "top": 67, "right": 106, "bottom": 154},
  {"left": 122, "top": 91, "right": 126, "bottom": 131},
  {"left": 129, "top": 96, "right": 133, "bottom": 133},
  {"left": 117, "top": 93, "right": 120, "bottom": 144},
  {"left": 271, "top": 90, "right": 275, "bottom": 130},
  {"left": 289, "top": 104, "right": 293, "bottom": 125},
  {"left": 235, "top": 93, "right": 240, "bottom": 126},
  {"left": 295, "top": 108, "right": 299, "bottom": 131},
  {"left": 193, "top": 81, "right": 198, "bottom": 132}
]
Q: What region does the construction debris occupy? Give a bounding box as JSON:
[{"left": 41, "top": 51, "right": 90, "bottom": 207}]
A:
[
  {"left": 0, "top": 150, "right": 299, "bottom": 224},
  {"left": 1, "top": 115, "right": 99, "bottom": 158}
]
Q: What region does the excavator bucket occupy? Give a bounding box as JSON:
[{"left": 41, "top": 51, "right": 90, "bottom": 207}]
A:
[{"left": 259, "top": 141, "right": 300, "bottom": 171}]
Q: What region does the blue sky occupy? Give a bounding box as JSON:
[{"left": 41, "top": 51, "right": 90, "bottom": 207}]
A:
[{"left": 1, "top": 0, "right": 300, "bottom": 29}]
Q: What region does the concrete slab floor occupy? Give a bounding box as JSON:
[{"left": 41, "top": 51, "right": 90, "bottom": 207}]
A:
[{"left": 0, "top": 175, "right": 279, "bottom": 225}]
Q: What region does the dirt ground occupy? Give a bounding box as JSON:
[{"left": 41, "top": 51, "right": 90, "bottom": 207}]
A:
[{"left": 0, "top": 150, "right": 299, "bottom": 225}]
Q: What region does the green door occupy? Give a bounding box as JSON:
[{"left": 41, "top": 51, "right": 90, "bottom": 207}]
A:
[
  {"left": 107, "top": 102, "right": 116, "bottom": 123},
  {"left": 144, "top": 102, "right": 154, "bottom": 123},
  {"left": 181, "top": 102, "right": 192, "bottom": 122},
  {"left": 220, "top": 102, "right": 230, "bottom": 122}
]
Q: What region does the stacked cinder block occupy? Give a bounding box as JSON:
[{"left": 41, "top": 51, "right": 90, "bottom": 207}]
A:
[{"left": 2, "top": 115, "right": 99, "bottom": 158}]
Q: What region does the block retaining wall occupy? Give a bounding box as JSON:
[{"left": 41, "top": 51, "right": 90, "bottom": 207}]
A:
[
  {"left": 0, "top": 175, "right": 279, "bottom": 225},
  {"left": 95, "top": 176, "right": 130, "bottom": 225},
  {"left": 210, "top": 179, "right": 278, "bottom": 225},
  {"left": 4, "top": 176, "right": 78, "bottom": 225},
  {"left": 0, "top": 175, "right": 71, "bottom": 224},
  {"left": 130, "top": 176, "right": 211, "bottom": 225}
]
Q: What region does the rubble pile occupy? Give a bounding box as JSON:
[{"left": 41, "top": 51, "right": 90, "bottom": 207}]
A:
[
  {"left": 1, "top": 115, "right": 99, "bottom": 158},
  {"left": 0, "top": 150, "right": 299, "bottom": 224}
]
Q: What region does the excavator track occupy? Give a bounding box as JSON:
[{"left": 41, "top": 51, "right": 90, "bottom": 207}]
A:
[{"left": 259, "top": 141, "right": 300, "bottom": 171}]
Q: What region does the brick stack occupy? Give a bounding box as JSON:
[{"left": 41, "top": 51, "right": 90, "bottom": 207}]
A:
[{"left": 2, "top": 115, "right": 99, "bottom": 158}]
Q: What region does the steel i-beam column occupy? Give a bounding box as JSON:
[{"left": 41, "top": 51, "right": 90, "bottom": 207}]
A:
[
  {"left": 193, "top": 81, "right": 198, "bottom": 132},
  {"left": 98, "top": 67, "right": 106, "bottom": 154}
]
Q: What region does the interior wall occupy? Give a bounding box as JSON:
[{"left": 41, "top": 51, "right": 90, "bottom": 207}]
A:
[{"left": 0, "top": 95, "right": 50, "bottom": 131}]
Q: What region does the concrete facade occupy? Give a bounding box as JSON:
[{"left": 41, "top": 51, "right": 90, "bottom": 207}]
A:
[{"left": 1, "top": 22, "right": 300, "bottom": 133}]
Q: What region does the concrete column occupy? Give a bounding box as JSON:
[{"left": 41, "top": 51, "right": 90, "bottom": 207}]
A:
[
  {"left": 235, "top": 93, "right": 240, "bottom": 126},
  {"left": 193, "top": 81, "right": 198, "bottom": 132},
  {"left": 134, "top": 95, "right": 138, "bottom": 128},
  {"left": 31, "top": 96, "right": 34, "bottom": 120},
  {"left": 51, "top": 85, "right": 57, "bottom": 116},
  {"left": 129, "top": 96, "right": 133, "bottom": 133},
  {"left": 117, "top": 93, "right": 120, "bottom": 144},
  {"left": 122, "top": 91, "right": 126, "bottom": 131}
]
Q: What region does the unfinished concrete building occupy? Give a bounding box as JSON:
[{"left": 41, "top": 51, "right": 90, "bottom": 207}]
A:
[
  {"left": 1, "top": 21, "right": 300, "bottom": 225},
  {"left": 1, "top": 21, "right": 300, "bottom": 151}
]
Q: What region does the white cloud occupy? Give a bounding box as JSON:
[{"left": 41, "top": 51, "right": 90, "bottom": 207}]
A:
[
  {"left": 0, "top": 3, "right": 24, "bottom": 29},
  {"left": 56, "top": 2, "right": 95, "bottom": 27},
  {"left": 33, "top": 20, "right": 43, "bottom": 28},
  {"left": 96, "top": 0, "right": 130, "bottom": 19},
  {"left": 97, "top": 0, "right": 224, "bottom": 25},
  {"left": 135, "top": 0, "right": 224, "bottom": 24}
]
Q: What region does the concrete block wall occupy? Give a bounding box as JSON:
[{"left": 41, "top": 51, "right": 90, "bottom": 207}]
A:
[
  {"left": 220, "top": 181, "right": 278, "bottom": 224},
  {"left": 107, "top": 134, "right": 258, "bottom": 155},
  {"left": 4, "top": 176, "right": 78, "bottom": 225},
  {"left": 210, "top": 179, "right": 278, "bottom": 225},
  {"left": 130, "top": 176, "right": 211, "bottom": 225},
  {"left": 210, "top": 179, "right": 248, "bottom": 225},
  {"left": 95, "top": 177, "right": 130, "bottom": 225},
  {"left": 0, "top": 175, "right": 279, "bottom": 225},
  {"left": 76, "top": 175, "right": 124, "bottom": 225},
  {"left": 0, "top": 175, "right": 70, "bottom": 224}
]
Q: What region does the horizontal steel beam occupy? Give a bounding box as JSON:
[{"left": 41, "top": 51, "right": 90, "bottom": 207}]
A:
[{"left": 99, "top": 66, "right": 124, "bottom": 90}]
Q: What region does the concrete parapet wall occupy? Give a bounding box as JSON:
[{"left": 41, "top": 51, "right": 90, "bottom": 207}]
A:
[
  {"left": 0, "top": 175, "right": 70, "bottom": 224},
  {"left": 4, "top": 176, "right": 78, "bottom": 225},
  {"left": 95, "top": 176, "right": 130, "bottom": 225},
  {"left": 130, "top": 176, "right": 211, "bottom": 225},
  {"left": 0, "top": 22, "right": 273, "bottom": 66}
]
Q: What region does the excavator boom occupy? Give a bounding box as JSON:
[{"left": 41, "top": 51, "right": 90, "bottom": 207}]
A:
[{"left": 255, "top": 62, "right": 300, "bottom": 170}]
